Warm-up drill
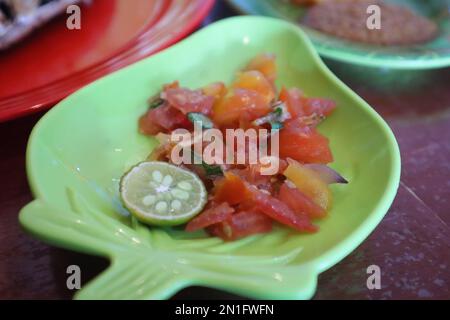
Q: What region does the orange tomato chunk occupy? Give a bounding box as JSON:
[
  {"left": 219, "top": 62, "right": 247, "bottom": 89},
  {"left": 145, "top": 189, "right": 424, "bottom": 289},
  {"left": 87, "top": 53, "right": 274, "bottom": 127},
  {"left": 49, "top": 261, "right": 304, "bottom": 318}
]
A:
[
  {"left": 279, "top": 120, "right": 333, "bottom": 164},
  {"left": 212, "top": 88, "right": 271, "bottom": 127},
  {"left": 245, "top": 53, "right": 277, "bottom": 84},
  {"left": 213, "top": 172, "right": 251, "bottom": 205},
  {"left": 232, "top": 70, "right": 275, "bottom": 105},
  {"left": 283, "top": 159, "right": 332, "bottom": 210}
]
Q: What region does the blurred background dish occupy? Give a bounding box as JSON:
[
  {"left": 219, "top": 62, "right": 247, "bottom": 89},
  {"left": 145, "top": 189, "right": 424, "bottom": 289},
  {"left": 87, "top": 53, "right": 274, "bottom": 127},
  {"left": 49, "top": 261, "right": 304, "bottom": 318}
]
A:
[
  {"left": 0, "top": 0, "right": 215, "bottom": 122},
  {"left": 302, "top": 0, "right": 439, "bottom": 46},
  {"left": 227, "top": 0, "right": 450, "bottom": 69},
  {"left": 0, "top": 0, "right": 84, "bottom": 50}
]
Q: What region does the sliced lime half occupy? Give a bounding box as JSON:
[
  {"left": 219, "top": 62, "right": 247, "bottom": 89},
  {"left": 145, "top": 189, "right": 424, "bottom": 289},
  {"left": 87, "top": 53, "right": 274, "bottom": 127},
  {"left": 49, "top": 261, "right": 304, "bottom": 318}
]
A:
[{"left": 120, "top": 161, "right": 207, "bottom": 226}]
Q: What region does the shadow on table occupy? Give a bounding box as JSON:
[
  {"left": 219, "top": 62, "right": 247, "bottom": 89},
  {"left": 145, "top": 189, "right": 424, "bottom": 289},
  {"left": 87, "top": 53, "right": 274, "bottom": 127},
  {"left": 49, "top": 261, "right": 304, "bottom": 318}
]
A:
[
  {"left": 324, "top": 60, "right": 450, "bottom": 120},
  {"left": 49, "top": 248, "right": 109, "bottom": 299}
]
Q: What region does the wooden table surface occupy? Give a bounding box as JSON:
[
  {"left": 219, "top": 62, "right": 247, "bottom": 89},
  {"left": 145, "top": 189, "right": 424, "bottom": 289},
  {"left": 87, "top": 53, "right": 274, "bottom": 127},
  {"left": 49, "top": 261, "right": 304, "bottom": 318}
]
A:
[{"left": 1, "top": 1, "right": 449, "bottom": 300}]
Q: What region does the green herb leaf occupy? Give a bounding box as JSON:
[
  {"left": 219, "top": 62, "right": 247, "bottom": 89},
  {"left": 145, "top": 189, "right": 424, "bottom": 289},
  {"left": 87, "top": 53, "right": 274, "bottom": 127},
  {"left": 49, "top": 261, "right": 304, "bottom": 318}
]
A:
[
  {"left": 202, "top": 162, "right": 223, "bottom": 176},
  {"left": 148, "top": 97, "right": 165, "bottom": 109},
  {"left": 252, "top": 102, "right": 291, "bottom": 126},
  {"left": 192, "top": 152, "right": 223, "bottom": 177},
  {"left": 187, "top": 112, "right": 214, "bottom": 129},
  {"left": 273, "top": 107, "right": 283, "bottom": 117}
]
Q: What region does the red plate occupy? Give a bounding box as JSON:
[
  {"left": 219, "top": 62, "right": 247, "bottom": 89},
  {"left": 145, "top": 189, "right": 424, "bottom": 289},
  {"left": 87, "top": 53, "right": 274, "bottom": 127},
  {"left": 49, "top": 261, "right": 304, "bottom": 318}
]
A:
[{"left": 0, "top": 0, "right": 214, "bottom": 122}]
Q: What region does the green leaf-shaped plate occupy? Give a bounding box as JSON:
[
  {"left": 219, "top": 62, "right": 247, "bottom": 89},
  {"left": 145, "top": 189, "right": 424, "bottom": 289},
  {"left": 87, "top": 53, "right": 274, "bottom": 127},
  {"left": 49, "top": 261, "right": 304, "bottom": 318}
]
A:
[
  {"left": 19, "top": 16, "right": 401, "bottom": 300},
  {"left": 227, "top": 0, "right": 450, "bottom": 69}
]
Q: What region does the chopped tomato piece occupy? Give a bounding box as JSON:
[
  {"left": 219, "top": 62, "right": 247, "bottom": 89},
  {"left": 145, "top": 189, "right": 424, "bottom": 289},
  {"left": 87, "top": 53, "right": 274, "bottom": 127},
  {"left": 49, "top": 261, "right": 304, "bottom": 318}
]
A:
[
  {"left": 278, "top": 182, "right": 326, "bottom": 219},
  {"left": 236, "top": 200, "right": 256, "bottom": 212},
  {"left": 232, "top": 70, "right": 275, "bottom": 105},
  {"left": 279, "top": 87, "right": 336, "bottom": 118},
  {"left": 152, "top": 104, "right": 191, "bottom": 131},
  {"left": 279, "top": 120, "right": 333, "bottom": 164},
  {"left": 206, "top": 221, "right": 232, "bottom": 240},
  {"left": 279, "top": 87, "right": 305, "bottom": 118},
  {"left": 207, "top": 209, "right": 272, "bottom": 241},
  {"left": 213, "top": 89, "right": 271, "bottom": 127},
  {"left": 185, "top": 202, "right": 234, "bottom": 232},
  {"left": 283, "top": 159, "right": 332, "bottom": 210},
  {"left": 230, "top": 167, "right": 273, "bottom": 193},
  {"left": 165, "top": 88, "right": 214, "bottom": 115},
  {"left": 248, "top": 158, "right": 288, "bottom": 176},
  {"left": 245, "top": 53, "right": 277, "bottom": 84},
  {"left": 249, "top": 186, "right": 317, "bottom": 232},
  {"left": 229, "top": 210, "right": 273, "bottom": 238},
  {"left": 139, "top": 104, "right": 190, "bottom": 135},
  {"left": 213, "top": 173, "right": 317, "bottom": 233},
  {"left": 147, "top": 141, "right": 173, "bottom": 161},
  {"left": 213, "top": 172, "right": 251, "bottom": 205},
  {"left": 202, "top": 82, "right": 227, "bottom": 102},
  {"left": 139, "top": 113, "right": 164, "bottom": 135},
  {"left": 304, "top": 98, "right": 336, "bottom": 117}
]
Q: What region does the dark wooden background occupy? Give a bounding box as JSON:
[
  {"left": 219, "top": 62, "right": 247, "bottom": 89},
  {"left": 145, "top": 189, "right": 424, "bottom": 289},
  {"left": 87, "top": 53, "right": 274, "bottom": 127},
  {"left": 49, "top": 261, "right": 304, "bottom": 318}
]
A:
[{"left": 1, "top": 1, "right": 449, "bottom": 299}]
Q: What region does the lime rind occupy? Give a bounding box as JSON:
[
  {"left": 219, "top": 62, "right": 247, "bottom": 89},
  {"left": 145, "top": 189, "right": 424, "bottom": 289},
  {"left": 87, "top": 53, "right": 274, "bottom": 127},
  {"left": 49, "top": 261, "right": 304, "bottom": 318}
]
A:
[{"left": 120, "top": 162, "right": 207, "bottom": 226}]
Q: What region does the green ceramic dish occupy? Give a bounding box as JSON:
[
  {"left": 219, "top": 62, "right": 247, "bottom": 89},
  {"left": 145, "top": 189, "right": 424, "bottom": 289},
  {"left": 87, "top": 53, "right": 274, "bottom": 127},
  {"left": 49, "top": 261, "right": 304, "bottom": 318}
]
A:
[
  {"left": 227, "top": 0, "right": 450, "bottom": 69},
  {"left": 19, "top": 16, "right": 401, "bottom": 300}
]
